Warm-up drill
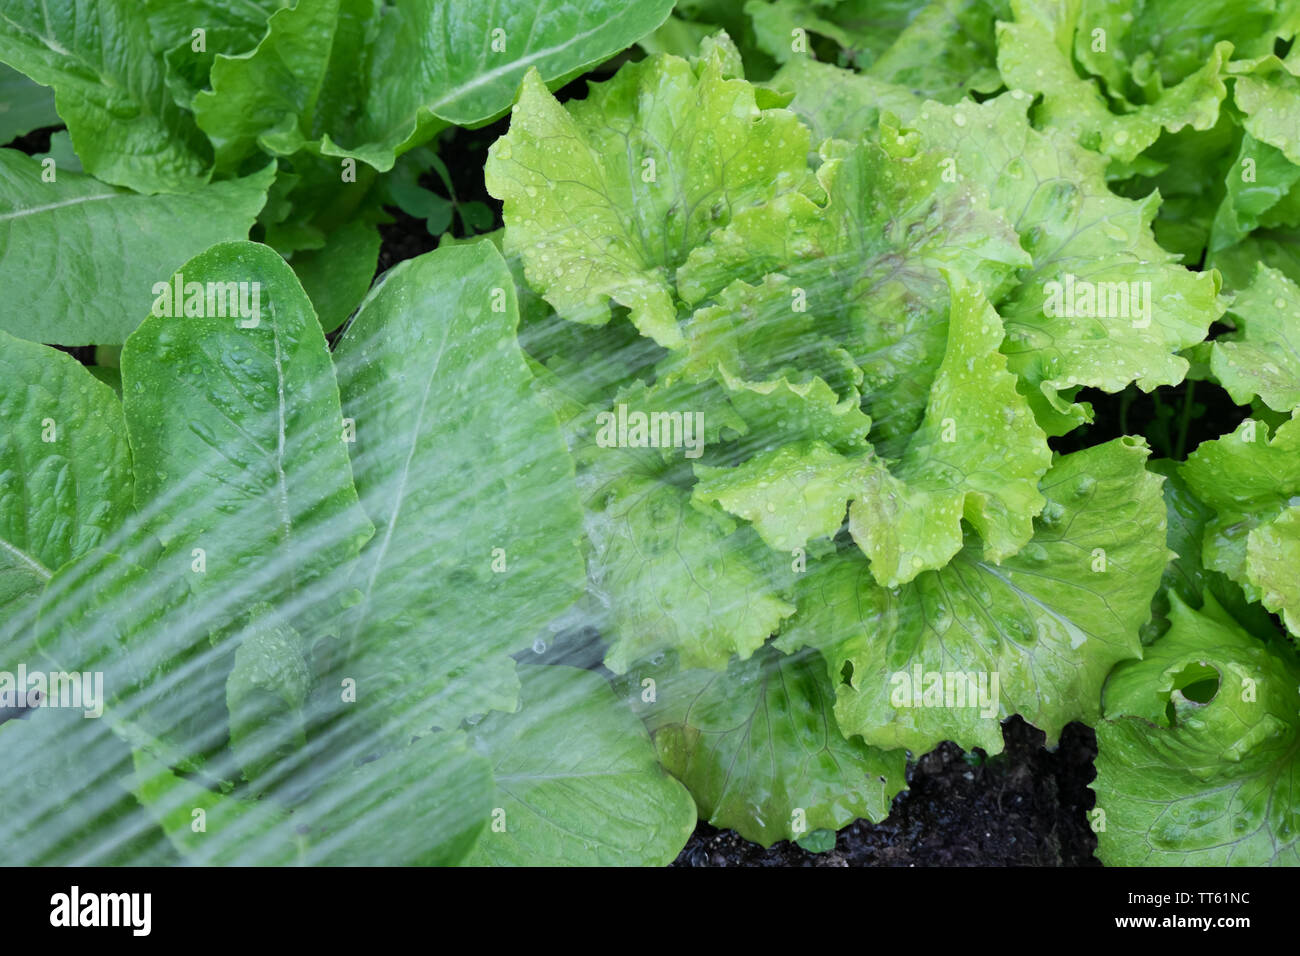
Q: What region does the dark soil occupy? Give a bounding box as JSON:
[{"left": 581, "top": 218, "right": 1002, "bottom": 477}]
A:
[{"left": 674, "top": 717, "right": 1101, "bottom": 867}]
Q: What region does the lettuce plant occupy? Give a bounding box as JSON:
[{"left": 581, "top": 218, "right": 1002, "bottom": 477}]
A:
[{"left": 2, "top": 0, "right": 1299, "bottom": 867}]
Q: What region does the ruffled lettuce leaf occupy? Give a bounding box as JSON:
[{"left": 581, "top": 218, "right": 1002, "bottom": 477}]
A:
[
  {"left": 1209, "top": 133, "right": 1300, "bottom": 253},
  {"left": 581, "top": 446, "right": 797, "bottom": 673},
  {"left": 778, "top": 438, "right": 1170, "bottom": 754},
  {"left": 757, "top": 69, "right": 1223, "bottom": 434},
  {"left": 1231, "top": 49, "right": 1300, "bottom": 166},
  {"left": 903, "top": 93, "right": 1224, "bottom": 431},
  {"left": 996, "top": 0, "right": 1229, "bottom": 163},
  {"left": 693, "top": 276, "right": 1050, "bottom": 586},
  {"left": 1095, "top": 593, "right": 1300, "bottom": 865},
  {"left": 1145, "top": 459, "right": 1281, "bottom": 645},
  {"left": 1210, "top": 263, "right": 1300, "bottom": 413},
  {"left": 486, "top": 35, "right": 818, "bottom": 348},
  {"left": 676, "top": 120, "right": 1029, "bottom": 442},
  {"left": 621, "top": 645, "right": 906, "bottom": 846},
  {"left": 863, "top": 0, "right": 1007, "bottom": 99},
  {"left": 1182, "top": 414, "right": 1300, "bottom": 635}
]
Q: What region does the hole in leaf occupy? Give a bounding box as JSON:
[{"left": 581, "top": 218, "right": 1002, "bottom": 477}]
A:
[{"left": 1179, "top": 677, "right": 1220, "bottom": 704}]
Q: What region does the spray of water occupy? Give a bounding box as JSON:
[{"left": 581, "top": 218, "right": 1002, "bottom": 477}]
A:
[{"left": 0, "top": 111, "right": 977, "bottom": 864}]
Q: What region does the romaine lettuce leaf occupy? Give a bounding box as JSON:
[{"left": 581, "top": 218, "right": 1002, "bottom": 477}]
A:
[
  {"left": 321, "top": 0, "right": 676, "bottom": 171},
  {"left": 462, "top": 665, "right": 697, "bottom": 866},
  {"left": 0, "top": 153, "right": 273, "bottom": 345},
  {"left": 0, "top": 0, "right": 213, "bottom": 192},
  {"left": 121, "top": 241, "right": 374, "bottom": 623},
  {"left": 0, "top": 62, "right": 57, "bottom": 145},
  {"left": 0, "top": 332, "right": 132, "bottom": 609},
  {"left": 335, "top": 240, "right": 586, "bottom": 731}
]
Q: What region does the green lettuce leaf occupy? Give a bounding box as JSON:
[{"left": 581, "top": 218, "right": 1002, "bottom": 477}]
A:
[
  {"left": 288, "top": 219, "right": 381, "bottom": 333},
  {"left": 1073, "top": 0, "right": 1279, "bottom": 97},
  {"left": 1209, "top": 133, "right": 1300, "bottom": 253},
  {"left": 676, "top": 119, "right": 1029, "bottom": 443},
  {"left": 129, "top": 729, "right": 493, "bottom": 865},
  {"left": 745, "top": 0, "right": 921, "bottom": 69},
  {"left": 1182, "top": 414, "right": 1300, "bottom": 634},
  {"left": 0, "top": 332, "right": 132, "bottom": 610},
  {"left": 142, "top": 0, "right": 288, "bottom": 110},
  {"left": 335, "top": 240, "right": 585, "bottom": 731},
  {"left": 0, "top": 62, "right": 57, "bottom": 144},
  {"left": 779, "top": 438, "right": 1170, "bottom": 754},
  {"left": 1232, "top": 50, "right": 1300, "bottom": 166},
  {"left": 624, "top": 645, "right": 906, "bottom": 846},
  {"left": 693, "top": 276, "right": 1050, "bottom": 586},
  {"left": 321, "top": 0, "right": 675, "bottom": 170},
  {"left": 1095, "top": 593, "right": 1300, "bottom": 865},
  {"left": 583, "top": 453, "right": 797, "bottom": 673},
  {"left": 463, "top": 665, "right": 697, "bottom": 866},
  {"left": 996, "top": 0, "right": 1228, "bottom": 163},
  {"left": 1145, "top": 459, "right": 1280, "bottom": 644},
  {"left": 225, "top": 603, "right": 310, "bottom": 782},
  {"left": 192, "top": 0, "right": 375, "bottom": 170},
  {"left": 0, "top": 152, "right": 273, "bottom": 345},
  {"left": 0, "top": 706, "right": 174, "bottom": 864},
  {"left": 865, "top": 0, "right": 1007, "bottom": 100},
  {"left": 1210, "top": 227, "right": 1300, "bottom": 292},
  {"left": 1247, "top": 505, "right": 1300, "bottom": 636},
  {"left": 120, "top": 240, "right": 374, "bottom": 620},
  {"left": 1210, "top": 263, "right": 1300, "bottom": 413},
  {"left": 0, "top": 0, "right": 212, "bottom": 192},
  {"left": 31, "top": 550, "right": 233, "bottom": 769},
  {"left": 768, "top": 56, "right": 924, "bottom": 145},
  {"left": 904, "top": 94, "right": 1223, "bottom": 429},
  {"left": 486, "top": 35, "right": 817, "bottom": 348}
]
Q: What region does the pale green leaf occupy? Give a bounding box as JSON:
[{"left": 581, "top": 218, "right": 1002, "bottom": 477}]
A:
[
  {"left": 625, "top": 645, "right": 907, "bottom": 847},
  {"left": 779, "top": 438, "right": 1170, "bottom": 754},
  {"left": 1095, "top": 593, "right": 1300, "bottom": 865},
  {"left": 335, "top": 240, "right": 585, "bottom": 731},
  {"left": 463, "top": 665, "right": 697, "bottom": 866}
]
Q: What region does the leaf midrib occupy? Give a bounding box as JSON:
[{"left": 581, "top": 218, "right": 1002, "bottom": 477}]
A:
[{"left": 0, "top": 534, "right": 52, "bottom": 581}]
